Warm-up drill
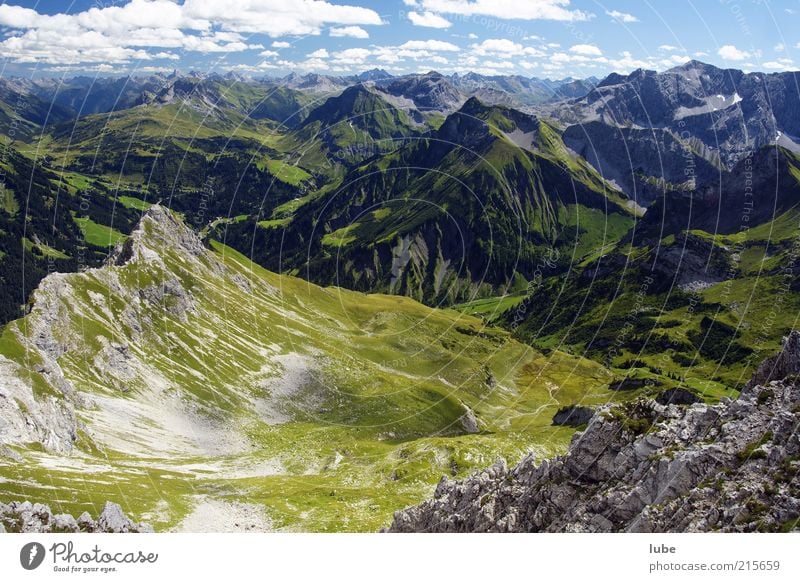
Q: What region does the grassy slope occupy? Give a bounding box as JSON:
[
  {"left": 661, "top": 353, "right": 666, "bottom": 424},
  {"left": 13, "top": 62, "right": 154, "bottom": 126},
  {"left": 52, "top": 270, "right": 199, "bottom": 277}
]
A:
[
  {"left": 513, "top": 200, "right": 800, "bottom": 392},
  {"left": 0, "top": 211, "right": 632, "bottom": 532},
  {"left": 230, "top": 104, "right": 636, "bottom": 310},
  {"left": 72, "top": 215, "right": 127, "bottom": 247}
]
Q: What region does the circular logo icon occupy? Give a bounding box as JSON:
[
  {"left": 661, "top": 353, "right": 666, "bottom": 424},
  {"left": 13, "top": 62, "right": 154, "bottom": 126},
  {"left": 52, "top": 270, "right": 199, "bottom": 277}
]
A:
[{"left": 20, "top": 542, "right": 46, "bottom": 570}]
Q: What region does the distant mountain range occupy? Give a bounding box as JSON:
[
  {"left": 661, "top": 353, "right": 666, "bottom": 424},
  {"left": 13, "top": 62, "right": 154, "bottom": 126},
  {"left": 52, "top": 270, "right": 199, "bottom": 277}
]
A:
[
  {"left": 1, "top": 59, "right": 799, "bottom": 533},
  {"left": 1, "top": 60, "right": 797, "bottom": 317}
]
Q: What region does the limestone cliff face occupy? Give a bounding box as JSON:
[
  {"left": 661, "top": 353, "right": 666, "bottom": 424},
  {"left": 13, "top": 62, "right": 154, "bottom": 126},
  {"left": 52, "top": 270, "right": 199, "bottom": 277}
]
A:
[
  {"left": 387, "top": 333, "right": 800, "bottom": 533},
  {"left": 0, "top": 205, "right": 227, "bottom": 455}
]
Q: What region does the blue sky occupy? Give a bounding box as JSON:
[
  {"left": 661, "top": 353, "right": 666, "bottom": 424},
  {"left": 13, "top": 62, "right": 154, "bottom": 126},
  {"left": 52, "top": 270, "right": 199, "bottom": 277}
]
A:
[{"left": 0, "top": 0, "right": 798, "bottom": 79}]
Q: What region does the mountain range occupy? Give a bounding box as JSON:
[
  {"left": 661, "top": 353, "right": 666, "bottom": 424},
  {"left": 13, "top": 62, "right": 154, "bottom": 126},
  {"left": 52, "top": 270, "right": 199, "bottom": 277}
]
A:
[{"left": 1, "top": 59, "right": 798, "bottom": 532}]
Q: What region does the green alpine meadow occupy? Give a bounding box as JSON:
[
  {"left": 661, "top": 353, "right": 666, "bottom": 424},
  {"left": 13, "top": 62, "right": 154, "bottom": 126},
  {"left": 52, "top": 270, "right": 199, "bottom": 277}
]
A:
[{"left": 1, "top": 0, "right": 798, "bottom": 537}]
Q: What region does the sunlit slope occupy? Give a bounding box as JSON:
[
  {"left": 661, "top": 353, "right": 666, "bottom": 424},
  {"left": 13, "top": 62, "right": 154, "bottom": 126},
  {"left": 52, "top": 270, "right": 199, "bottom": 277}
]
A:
[
  {"left": 0, "top": 205, "right": 618, "bottom": 531},
  {"left": 514, "top": 147, "right": 800, "bottom": 389},
  {"left": 226, "top": 97, "right": 635, "bottom": 306}
]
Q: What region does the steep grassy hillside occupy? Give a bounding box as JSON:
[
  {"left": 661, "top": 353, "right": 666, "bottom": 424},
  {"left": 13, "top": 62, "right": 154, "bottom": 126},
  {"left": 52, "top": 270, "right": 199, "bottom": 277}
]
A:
[
  {"left": 513, "top": 146, "right": 800, "bottom": 390},
  {"left": 0, "top": 205, "right": 652, "bottom": 532},
  {"left": 223, "top": 97, "right": 634, "bottom": 306}
]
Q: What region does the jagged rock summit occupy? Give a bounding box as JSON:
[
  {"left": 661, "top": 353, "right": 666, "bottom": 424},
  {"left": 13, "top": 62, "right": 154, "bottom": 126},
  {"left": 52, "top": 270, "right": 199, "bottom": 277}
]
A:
[
  {"left": 109, "top": 203, "right": 205, "bottom": 266},
  {"left": 387, "top": 333, "right": 800, "bottom": 533}
]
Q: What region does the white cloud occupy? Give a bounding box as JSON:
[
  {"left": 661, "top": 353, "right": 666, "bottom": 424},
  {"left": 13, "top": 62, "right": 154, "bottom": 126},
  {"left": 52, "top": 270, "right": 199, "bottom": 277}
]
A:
[
  {"left": 659, "top": 44, "right": 678, "bottom": 51},
  {"left": 259, "top": 50, "right": 279, "bottom": 57},
  {"left": 467, "top": 33, "right": 478, "bottom": 39},
  {"left": 330, "top": 25, "right": 369, "bottom": 38},
  {"left": 470, "top": 38, "right": 544, "bottom": 57},
  {"left": 569, "top": 44, "right": 602, "bottom": 56},
  {"left": 407, "top": 0, "right": 591, "bottom": 22},
  {"left": 272, "top": 41, "right": 291, "bottom": 48},
  {"left": 762, "top": 58, "right": 795, "bottom": 71},
  {"left": 329, "top": 46, "right": 371, "bottom": 65},
  {"left": 181, "top": 0, "right": 382, "bottom": 36},
  {"left": 398, "top": 39, "right": 459, "bottom": 51},
  {"left": 718, "top": 44, "right": 750, "bottom": 61},
  {"left": 295, "top": 38, "right": 464, "bottom": 70},
  {"left": 606, "top": 10, "right": 638, "bottom": 23},
  {"left": 0, "top": 0, "right": 382, "bottom": 65},
  {"left": 478, "top": 59, "right": 514, "bottom": 69},
  {"left": 774, "top": 43, "right": 785, "bottom": 52},
  {"left": 659, "top": 54, "right": 691, "bottom": 67},
  {"left": 408, "top": 11, "right": 452, "bottom": 28}
]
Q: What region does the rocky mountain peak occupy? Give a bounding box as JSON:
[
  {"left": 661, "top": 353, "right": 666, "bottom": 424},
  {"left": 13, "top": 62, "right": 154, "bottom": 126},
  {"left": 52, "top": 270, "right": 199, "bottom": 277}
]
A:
[
  {"left": 385, "top": 72, "right": 463, "bottom": 112},
  {"left": 109, "top": 204, "right": 205, "bottom": 267}
]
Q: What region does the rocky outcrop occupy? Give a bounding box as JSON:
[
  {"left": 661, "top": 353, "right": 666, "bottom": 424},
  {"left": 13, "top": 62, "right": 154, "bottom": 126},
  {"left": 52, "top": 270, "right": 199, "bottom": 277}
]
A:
[
  {"left": 109, "top": 204, "right": 205, "bottom": 267},
  {"left": 386, "top": 333, "right": 800, "bottom": 533},
  {"left": 0, "top": 500, "right": 152, "bottom": 533},
  {"left": 549, "top": 61, "right": 800, "bottom": 170},
  {"left": 383, "top": 72, "right": 464, "bottom": 112},
  {"left": 0, "top": 355, "right": 79, "bottom": 455},
  {"left": 0, "top": 205, "right": 206, "bottom": 454},
  {"left": 746, "top": 330, "right": 800, "bottom": 390}
]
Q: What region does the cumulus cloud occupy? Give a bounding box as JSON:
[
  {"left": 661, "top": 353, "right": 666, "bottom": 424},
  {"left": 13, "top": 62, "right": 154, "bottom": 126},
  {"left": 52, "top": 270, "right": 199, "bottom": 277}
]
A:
[
  {"left": 606, "top": 10, "right": 638, "bottom": 23},
  {"left": 569, "top": 43, "right": 602, "bottom": 56},
  {"left": 330, "top": 46, "right": 371, "bottom": 65},
  {"left": 608, "top": 51, "right": 655, "bottom": 71},
  {"left": 408, "top": 11, "right": 452, "bottom": 28},
  {"left": 0, "top": 0, "right": 382, "bottom": 64},
  {"left": 405, "top": 0, "right": 591, "bottom": 21},
  {"left": 399, "top": 39, "right": 459, "bottom": 51},
  {"left": 329, "top": 25, "right": 369, "bottom": 38},
  {"left": 761, "top": 58, "right": 795, "bottom": 71},
  {"left": 471, "top": 38, "right": 545, "bottom": 57},
  {"left": 272, "top": 41, "right": 292, "bottom": 48},
  {"left": 718, "top": 44, "right": 750, "bottom": 61},
  {"left": 294, "top": 38, "right": 462, "bottom": 71}
]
